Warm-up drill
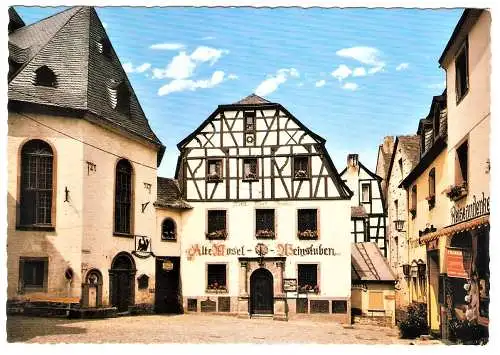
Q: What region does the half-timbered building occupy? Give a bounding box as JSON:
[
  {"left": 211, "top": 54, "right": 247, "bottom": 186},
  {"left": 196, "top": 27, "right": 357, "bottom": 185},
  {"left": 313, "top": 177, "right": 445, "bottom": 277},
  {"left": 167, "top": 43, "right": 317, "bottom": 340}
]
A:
[
  {"left": 175, "top": 94, "right": 353, "bottom": 321},
  {"left": 340, "top": 154, "right": 387, "bottom": 256}
]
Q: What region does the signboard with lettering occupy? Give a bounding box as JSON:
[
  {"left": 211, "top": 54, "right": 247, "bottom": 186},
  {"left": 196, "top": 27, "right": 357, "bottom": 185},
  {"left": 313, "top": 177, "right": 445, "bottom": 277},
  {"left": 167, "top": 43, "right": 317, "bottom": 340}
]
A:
[
  {"left": 283, "top": 278, "right": 297, "bottom": 292},
  {"left": 450, "top": 193, "right": 490, "bottom": 225},
  {"left": 447, "top": 248, "right": 472, "bottom": 278}
]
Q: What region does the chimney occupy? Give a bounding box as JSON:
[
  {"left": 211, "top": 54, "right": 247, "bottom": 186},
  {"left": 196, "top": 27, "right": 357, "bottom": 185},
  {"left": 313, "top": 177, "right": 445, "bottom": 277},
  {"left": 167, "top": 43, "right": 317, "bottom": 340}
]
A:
[{"left": 347, "top": 154, "right": 359, "bottom": 168}]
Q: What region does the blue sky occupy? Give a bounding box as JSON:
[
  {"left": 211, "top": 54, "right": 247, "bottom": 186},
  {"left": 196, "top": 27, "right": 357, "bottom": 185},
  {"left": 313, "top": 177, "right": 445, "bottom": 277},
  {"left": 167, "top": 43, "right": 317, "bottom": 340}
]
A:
[{"left": 17, "top": 6, "right": 463, "bottom": 178}]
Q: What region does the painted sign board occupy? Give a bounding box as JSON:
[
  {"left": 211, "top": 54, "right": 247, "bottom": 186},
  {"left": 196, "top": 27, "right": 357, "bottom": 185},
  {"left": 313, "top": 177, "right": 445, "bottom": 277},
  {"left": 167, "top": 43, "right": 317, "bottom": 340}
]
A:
[
  {"left": 446, "top": 248, "right": 472, "bottom": 278},
  {"left": 283, "top": 278, "right": 297, "bottom": 292}
]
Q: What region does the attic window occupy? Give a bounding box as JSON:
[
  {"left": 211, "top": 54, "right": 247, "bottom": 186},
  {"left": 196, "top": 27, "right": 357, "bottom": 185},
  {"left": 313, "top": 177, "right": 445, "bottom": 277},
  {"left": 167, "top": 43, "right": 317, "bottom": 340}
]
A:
[
  {"left": 34, "top": 66, "right": 57, "bottom": 87},
  {"left": 107, "top": 80, "right": 130, "bottom": 114},
  {"left": 97, "top": 38, "right": 112, "bottom": 59}
]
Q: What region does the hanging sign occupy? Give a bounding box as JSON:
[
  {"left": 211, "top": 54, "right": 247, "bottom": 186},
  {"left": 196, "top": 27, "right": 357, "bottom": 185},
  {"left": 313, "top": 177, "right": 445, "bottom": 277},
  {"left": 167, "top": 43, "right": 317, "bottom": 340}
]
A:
[
  {"left": 283, "top": 278, "right": 297, "bottom": 292},
  {"left": 132, "top": 235, "right": 154, "bottom": 259},
  {"left": 447, "top": 248, "right": 472, "bottom": 278}
]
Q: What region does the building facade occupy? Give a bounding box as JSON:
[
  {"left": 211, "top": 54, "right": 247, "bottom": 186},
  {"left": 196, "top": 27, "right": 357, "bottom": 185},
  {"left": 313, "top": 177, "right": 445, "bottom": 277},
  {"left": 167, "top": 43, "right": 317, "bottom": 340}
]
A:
[
  {"left": 340, "top": 154, "right": 387, "bottom": 256},
  {"left": 174, "top": 94, "right": 353, "bottom": 321}
]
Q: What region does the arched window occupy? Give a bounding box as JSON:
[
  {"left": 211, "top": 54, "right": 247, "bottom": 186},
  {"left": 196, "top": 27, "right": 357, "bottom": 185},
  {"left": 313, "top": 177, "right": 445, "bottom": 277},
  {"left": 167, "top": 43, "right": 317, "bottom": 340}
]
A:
[
  {"left": 34, "top": 65, "right": 57, "bottom": 87},
  {"left": 161, "top": 218, "right": 176, "bottom": 241},
  {"left": 20, "top": 139, "right": 54, "bottom": 226},
  {"left": 428, "top": 168, "right": 436, "bottom": 197},
  {"left": 114, "top": 159, "right": 132, "bottom": 234}
]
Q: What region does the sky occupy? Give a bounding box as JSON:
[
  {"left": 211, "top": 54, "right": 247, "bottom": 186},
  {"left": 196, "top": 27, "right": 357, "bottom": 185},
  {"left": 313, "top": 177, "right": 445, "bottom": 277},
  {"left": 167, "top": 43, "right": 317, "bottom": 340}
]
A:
[{"left": 16, "top": 6, "right": 464, "bottom": 178}]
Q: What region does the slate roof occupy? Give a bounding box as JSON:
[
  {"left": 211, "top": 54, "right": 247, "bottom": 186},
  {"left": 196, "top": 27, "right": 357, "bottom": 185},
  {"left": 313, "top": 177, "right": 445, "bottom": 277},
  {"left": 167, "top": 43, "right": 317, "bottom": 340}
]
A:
[
  {"left": 233, "top": 93, "right": 272, "bottom": 105},
  {"left": 351, "top": 205, "right": 368, "bottom": 219},
  {"left": 351, "top": 242, "right": 396, "bottom": 282},
  {"left": 8, "top": 7, "right": 25, "bottom": 33},
  {"left": 398, "top": 135, "right": 421, "bottom": 169},
  {"left": 8, "top": 6, "right": 164, "bottom": 164},
  {"left": 155, "top": 177, "right": 192, "bottom": 209}
]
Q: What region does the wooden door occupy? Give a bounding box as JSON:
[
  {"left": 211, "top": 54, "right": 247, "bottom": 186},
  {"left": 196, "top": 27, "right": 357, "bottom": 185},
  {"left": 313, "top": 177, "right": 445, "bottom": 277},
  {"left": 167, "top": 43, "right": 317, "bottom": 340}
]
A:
[
  {"left": 250, "top": 268, "right": 274, "bottom": 314},
  {"left": 155, "top": 257, "right": 182, "bottom": 314},
  {"left": 116, "top": 271, "right": 131, "bottom": 312}
]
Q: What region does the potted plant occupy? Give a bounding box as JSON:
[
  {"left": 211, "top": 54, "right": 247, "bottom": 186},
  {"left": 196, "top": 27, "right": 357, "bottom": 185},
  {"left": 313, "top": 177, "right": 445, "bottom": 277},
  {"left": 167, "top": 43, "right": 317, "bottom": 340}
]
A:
[
  {"left": 255, "top": 229, "right": 275, "bottom": 238},
  {"left": 205, "top": 229, "right": 227, "bottom": 239},
  {"left": 243, "top": 172, "right": 258, "bottom": 181},
  {"left": 294, "top": 170, "right": 308, "bottom": 179},
  {"left": 297, "top": 229, "right": 318, "bottom": 239},
  {"left": 445, "top": 182, "right": 468, "bottom": 201},
  {"left": 206, "top": 171, "right": 221, "bottom": 182},
  {"left": 409, "top": 208, "right": 417, "bottom": 219},
  {"left": 426, "top": 195, "right": 436, "bottom": 208}
]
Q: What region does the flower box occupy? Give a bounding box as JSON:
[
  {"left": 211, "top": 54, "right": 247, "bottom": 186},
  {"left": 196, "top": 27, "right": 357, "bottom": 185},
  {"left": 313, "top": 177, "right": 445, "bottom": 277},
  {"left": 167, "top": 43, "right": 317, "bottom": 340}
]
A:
[
  {"left": 205, "top": 230, "right": 227, "bottom": 240},
  {"left": 294, "top": 170, "right": 309, "bottom": 179},
  {"left": 255, "top": 229, "right": 275, "bottom": 239},
  {"left": 426, "top": 195, "right": 436, "bottom": 208},
  {"left": 206, "top": 173, "right": 222, "bottom": 183},
  {"left": 298, "top": 285, "right": 320, "bottom": 294},
  {"left": 206, "top": 284, "right": 228, "bottom": 293},
  {"left": 297, "top": 229, "right": 318, "bottom": 239},
  {"left": 243, "top": 172, "right": 258, "bottom": 181},
  {"left": 445, "top": 182, "right": 468, "bottom": 201}
]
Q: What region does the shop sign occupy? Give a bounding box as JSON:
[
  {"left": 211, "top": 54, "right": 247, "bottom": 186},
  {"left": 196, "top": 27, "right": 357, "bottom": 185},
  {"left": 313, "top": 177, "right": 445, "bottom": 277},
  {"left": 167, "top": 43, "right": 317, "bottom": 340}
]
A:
[
  {"left": 450, "top": 193, "right": 490, "bottom": 225},
  {"left": 283, "top": 278, "right": 297, "bottom": 292},
  {"left": 185, "top": 242, "right": 337, "bottom": 261},
  {"left": 162, "top": 259, "right": 174, "bottom": 271},
  {"left": 132, "top": 235, "right": 154, "bottom": 259},
  {"left": 446, "top": 248, "right": 472, "bottom": 278}
]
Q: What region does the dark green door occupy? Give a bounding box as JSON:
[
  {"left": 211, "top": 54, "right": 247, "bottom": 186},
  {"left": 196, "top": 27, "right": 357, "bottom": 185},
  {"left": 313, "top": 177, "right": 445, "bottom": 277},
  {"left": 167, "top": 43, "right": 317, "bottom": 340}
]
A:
[{"left": 250, "top": 268, "right": 274, "bottom": 314}]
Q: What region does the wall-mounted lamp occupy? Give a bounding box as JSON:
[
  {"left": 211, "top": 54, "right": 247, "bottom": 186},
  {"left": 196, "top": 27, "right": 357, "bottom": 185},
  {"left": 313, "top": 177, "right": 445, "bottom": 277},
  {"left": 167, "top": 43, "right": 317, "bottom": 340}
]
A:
[{"left": 394, "top": 219, "right": 405, "bottom": 232}]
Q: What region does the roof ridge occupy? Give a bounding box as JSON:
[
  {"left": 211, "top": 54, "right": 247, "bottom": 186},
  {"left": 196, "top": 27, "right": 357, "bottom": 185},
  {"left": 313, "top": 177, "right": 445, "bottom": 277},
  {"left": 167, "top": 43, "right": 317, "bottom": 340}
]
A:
[{"left": 10, "top": 6, "right": 82, "bottom": 36}]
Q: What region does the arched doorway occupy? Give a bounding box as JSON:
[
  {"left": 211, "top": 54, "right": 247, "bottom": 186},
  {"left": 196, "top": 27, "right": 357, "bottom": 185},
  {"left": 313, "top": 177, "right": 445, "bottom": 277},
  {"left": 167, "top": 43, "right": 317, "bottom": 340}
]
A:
[
  {"left": 110, "top": 252, "right": 136, "bottom": 312},
  {"left": 250, "top": 268, "right": 274, "bottom": 315},
  {"left": 82, "top": 269, "right": 103, "bottom": 308}
]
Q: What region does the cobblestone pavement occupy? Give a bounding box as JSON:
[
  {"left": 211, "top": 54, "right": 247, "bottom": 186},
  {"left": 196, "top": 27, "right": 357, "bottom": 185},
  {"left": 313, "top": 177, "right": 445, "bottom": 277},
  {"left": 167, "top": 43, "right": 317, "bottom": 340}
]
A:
[{"left": 7, "top": 314, "right": 444, "bottom": 344}]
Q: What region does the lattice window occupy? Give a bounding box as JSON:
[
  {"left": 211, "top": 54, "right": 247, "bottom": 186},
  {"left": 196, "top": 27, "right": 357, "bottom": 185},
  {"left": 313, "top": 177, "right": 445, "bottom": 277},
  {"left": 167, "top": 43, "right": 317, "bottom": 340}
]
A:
[
  {"left": 206, "top": 210, "right": 226, "bottom": 239},
  {"left": 298, "top": 264, "right": 318, "bottom": 292},
  {"left": 19, "top": 257, "right": 48, "bottom": 291},
  {"left": 297, "top": 209, "right": 318, "bottom": 239},
  {"left": 207, "top": 264, "right": 227, "bottom": 291},
  {"left": 34, "top": 66, "right": 57, "bottom": 87},
  {"left": 20, "top": 140, "right": 54, "bottom": 226},
  {"left": 243, "top": 158, "right": 258, "bottom": 180},
  {"left": 161, "top": 218, "right": 176, "bottom": 240},
  {"left": 114, "top": 159, "right": 132, "bottom": 234},
  {"left": 255, "top": 209, "right": 275, "bottom": 238},
  {"left": 293, "top": 156, "right": 310, "bottom": 179}
]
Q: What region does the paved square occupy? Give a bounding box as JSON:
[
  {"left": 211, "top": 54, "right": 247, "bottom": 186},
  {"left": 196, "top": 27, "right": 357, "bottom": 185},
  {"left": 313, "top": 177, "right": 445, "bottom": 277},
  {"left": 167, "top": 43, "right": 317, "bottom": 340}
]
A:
[{"left": 7, "top": 314, "right": 443, "bottom": 344}]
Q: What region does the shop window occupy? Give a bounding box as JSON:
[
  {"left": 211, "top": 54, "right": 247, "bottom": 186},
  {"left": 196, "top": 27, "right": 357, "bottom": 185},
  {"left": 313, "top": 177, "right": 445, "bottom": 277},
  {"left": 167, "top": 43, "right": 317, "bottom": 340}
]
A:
[
  {"left": 456, "top": 140, "right": 468, "bottom": 186},
  {"left": 161, "top": 218, "right": 176, "bottom": 241},
  {"left": 207, "top": 264, "right": 227, "bottom": 292},
  {"left": 206, "top": 210, "right": 227, "bottom": 239},
  {"left": 255, "top": 209, "right": 275, "bottom": 238},
  {"left": 34, "top": 65, "right": 57, "bottom": 87},
  {"left": 293, "top": 156, "right": 310, "bottom": 179},
  {"left": 297, "top": 209, "right": 318, "bottom": 239},
  {"left": 114, "top": 159, "right": 132, "bottom": 235},
  {"left": 19, "top": 257, "right": 48, "bottom": 292},
  {"left": 243, "top": 158, "right": 258, "bottom": 181},
  {"left": 298, "top": 264, "right": 318, "bottom": 292},
  {"left": 244, "top": 111, "right": 256, "bottom": 132},
  {"left": 455, "top": 40, "right": 469, "bottom": 103},
  {"left": 137, "top": 274, "right": 149, "bottom": 289},
  {"left": 20, "top": 139, "right": 54, "bottom": 227},
  {"left": 361, "top": 183, "right": 370, "bottom": 203},
  {"left": 206, "top": 159, "right": 222, "bottom": 182}
]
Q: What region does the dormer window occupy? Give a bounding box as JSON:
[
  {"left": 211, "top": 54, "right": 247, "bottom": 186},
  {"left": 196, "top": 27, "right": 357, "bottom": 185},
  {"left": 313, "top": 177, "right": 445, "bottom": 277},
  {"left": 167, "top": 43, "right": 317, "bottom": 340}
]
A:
[
  {"left": 107, "top": 80, "right": 130, "bottom": 114},
  {"left": 433, "top": 106, "right": 440, "bottom": 139},
  {"left": 97, "top": 38, "right": 112, "bottom": 59},
  {"left": 34, "top": 66, "right": 57, "bottom": 87},
  {"left": 293, "top": 156, "right": 310, "bottom": 180}
]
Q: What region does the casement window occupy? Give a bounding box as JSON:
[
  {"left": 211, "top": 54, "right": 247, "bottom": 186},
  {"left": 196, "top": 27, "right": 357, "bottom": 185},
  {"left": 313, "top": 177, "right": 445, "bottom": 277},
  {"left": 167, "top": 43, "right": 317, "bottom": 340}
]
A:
[
  {"left": 455, "top": 40, "right": 469, "bottom": 103},
  {"left": 34, "top": 65, "right": 57, "bottom": 87},
  {"left": 206, "top": 210, "right": 227, "bottom": 239},
  {"left": 20, "top": 139, "right": 54, "bottom": 227},
  {"left": 114, "top": 159, "right": 132, "bottom": 235},
  {"left": 19, "top": 257, "right": 48, "bottom": 292},
  {"left": 297, "top": 209, "right": 318, "bottom": 239},
  {"left": 361, "top": 183, "right": 370, "bottom": 203},
  {"left": 244, "top": 112, "right": 256, "bottom": 133},
  {"left": 243, "top": 158, "right": 258, "bottom": 181},
  {"left": 456, "top": 140, "right": 468, "bottom": 186},
  {"left": 206, "top": 159, "right": 223, "bottom": 182},
  {"left": 161, "top": 218, "right": 176, "bottom": 241},
  {"left": 207, "top": 264, "right": 227, "bottom": 291},
  {"left": 410, "top": 185, "right": 417, "bottom": 217},
  {"left": 298, "top": 264, "right": 318, "bottom": 292},
  {"left": 255, "top": 209, "right": 275, "bottom": 238},
  {"left": 293, "top": 156, "right": 310, "bottom": 179}
]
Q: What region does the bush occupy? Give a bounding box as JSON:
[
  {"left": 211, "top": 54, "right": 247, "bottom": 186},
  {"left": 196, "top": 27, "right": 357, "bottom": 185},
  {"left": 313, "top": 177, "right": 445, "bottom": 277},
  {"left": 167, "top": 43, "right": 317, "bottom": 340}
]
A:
[
  {"left": 449, "top": 318, "right": 488, "bottom": 345},
  {"left": 398, "top": 303, "right": 429, "bottom": 339}
]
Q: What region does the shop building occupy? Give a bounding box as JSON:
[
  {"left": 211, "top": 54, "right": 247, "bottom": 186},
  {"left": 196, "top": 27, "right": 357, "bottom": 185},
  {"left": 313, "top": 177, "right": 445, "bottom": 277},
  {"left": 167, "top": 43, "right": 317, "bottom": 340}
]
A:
[{"left": 174, "top": 94, "right": 353, "bottom": 321}]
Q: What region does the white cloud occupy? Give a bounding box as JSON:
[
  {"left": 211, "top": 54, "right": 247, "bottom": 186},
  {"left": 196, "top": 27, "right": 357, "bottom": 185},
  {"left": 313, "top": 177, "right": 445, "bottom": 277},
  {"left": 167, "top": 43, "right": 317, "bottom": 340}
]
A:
[
  {"left": 336, "top": 46, "right": 385, "bottom": 74},
  {"left": 152, "top": 46, "right": 229, "bottom": 80},
  {"left": 254, "top": 68, "right": 300, "bottom": 96},
  {"left": 315, "top": 79, "right": 326, "bottom": 88},
  {"left": 202, "top": 36, "right": 215, "bottom": 40},
  {"left": 342, "top": 82, "right": 358, "bottom": 91},
  {"left": 396, "top": 62, "right": 409, "bottom": 71},
  {"left": 158, "top": 70, "right": 226, "bottom": 96},
  {"left": 331, "top": 64, "right": 352, "bottom": 81},
  {"left": 150, "top": 43, "right": 185, "bottom": 50},
  {"left": 123, "top": 62, "right": 151, "bottom": 74},
  {"left": 352, "top": 67, "right": 366, "bottom": 77},
  {"left": 228, "top": 74, "right": 239, "bottom": 80}
]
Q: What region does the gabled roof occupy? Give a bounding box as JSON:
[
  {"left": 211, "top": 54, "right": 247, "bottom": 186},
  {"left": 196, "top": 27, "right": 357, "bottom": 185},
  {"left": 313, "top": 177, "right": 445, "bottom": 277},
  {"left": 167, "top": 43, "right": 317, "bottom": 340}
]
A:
[
  {"left": 155, "top": 177, "right": 192, "bottom": 210},
  {"left": 8, "top": 6, "right": 165, "bottom": 165},
  {"left": 351, "top": 242, "right": 396, "bottom": 282},
  {"left": 339, "top": 158, "right": 382, "bottom": 182},
  {"left": 8, "top": 7, "right": 25, "bottom": 33},
  {"left": 233, "top": 93, "right": 271, "bottom": 105},
  {"left": 386, "top": 135, "right": 420, "bottom": 184}
]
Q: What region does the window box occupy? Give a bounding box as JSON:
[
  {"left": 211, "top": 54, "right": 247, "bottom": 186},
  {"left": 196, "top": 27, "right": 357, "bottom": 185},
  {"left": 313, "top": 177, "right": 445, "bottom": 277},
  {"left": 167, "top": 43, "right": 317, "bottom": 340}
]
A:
[
  {"left": 445, "top": 182, "right": 468, "bottom": 201},
  {"left": 409, "top": 208, "right": 416, "bottom": 219},
  {"left": 255, "top": 229, "right": 275, "bottom": 239},
  {"left": 206, "top": 173, "right": 222, "bottom": 183},
  {"left": 206, "top": 285, "right": 228, "bottom": 294},
  {"left": 294, "top": 169, "right": 309, "bottom": 180},
  {"left": 243, "top": 172, "right": 258, "bottom": 181},
  {"left": 293, "top": 156, "right": 310, "bottom": 180},
  {"left": 298, "top": 284, "right": 320, "bottom": 294},
  {"left": 297, "top": 229, "right": 319, "bottom": 240},
  {"left": 206, "top": 230, "right": 227, "bottom": 240},
  {"left": 426, "top": 195, "right": 436, "bottom": 209}
]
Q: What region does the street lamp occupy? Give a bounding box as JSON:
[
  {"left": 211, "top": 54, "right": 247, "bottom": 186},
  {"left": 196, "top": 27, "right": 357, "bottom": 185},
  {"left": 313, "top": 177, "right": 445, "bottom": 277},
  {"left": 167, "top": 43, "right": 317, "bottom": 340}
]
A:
[{"left": 394, "top": 219, "right": 405, "bottom": 232}]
